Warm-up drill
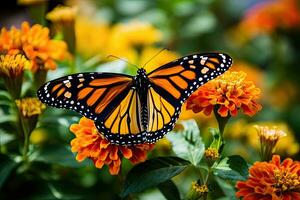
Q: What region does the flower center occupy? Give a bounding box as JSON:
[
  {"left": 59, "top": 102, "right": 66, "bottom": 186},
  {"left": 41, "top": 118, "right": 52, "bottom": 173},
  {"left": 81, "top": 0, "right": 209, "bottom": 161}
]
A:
[{"left": 274, "top": 169, "right": 300, "bottom": 191}]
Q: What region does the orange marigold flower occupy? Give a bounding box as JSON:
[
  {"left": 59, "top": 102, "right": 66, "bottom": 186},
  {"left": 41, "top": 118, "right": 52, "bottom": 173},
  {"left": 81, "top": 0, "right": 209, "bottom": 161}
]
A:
[
  {"left": 70, "top": 117, "right": 155, "bottom": 175},
  {"left": 0, "top": 22, "right": 69, "bottom": 72},
  {"left": 186, "top": 71, "right": 262, "bottom": 117},
  {"left": 236, "top": 155, "right": 300, "bottom": 200}
]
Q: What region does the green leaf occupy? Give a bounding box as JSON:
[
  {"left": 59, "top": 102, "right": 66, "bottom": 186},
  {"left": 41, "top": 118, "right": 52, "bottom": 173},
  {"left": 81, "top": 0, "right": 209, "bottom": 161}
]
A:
[
  {"left": 167, "top": 119, "right": 205, "bottom": 166},
  {"left": 34, "top": 145, "right": 92, "bottom": 168},
  {"left": 215, "top": 177, "right": 237, "bottom": 200},
  {"left": 158, "top": 180, "right": 181, "bottom": 200},
  {"left": 213, "top": 155, "right": 249, "bottom": 181},
  {"left": 0, "top": 154, "right": 18, "bottom": 189},
  {"left": 0, "top": 130, "right": 15, "bottom": 145},
  {"left": 121, "top": 157, "right": 190, "bottom": 198},
  {"left": 209, "top": 128, "right": 223, "bottom": 150}
]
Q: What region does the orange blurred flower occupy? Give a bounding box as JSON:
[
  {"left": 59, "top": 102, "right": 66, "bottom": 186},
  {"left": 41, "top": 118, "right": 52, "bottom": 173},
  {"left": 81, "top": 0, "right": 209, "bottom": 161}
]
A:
[
  {"left": 0, "top": 22, "right": 69, "bottom": 72},
  {"left": 186, "top": 71, "right": 262, "bottom": 117},
  {"left": 236, "top": 155, "right": 300, "bottom": 200},
  {"left": 238, "top": 0, "right": 300, "bottom": 38},
  {"left": 70, "top": 117, "right": 155, "bottom": 175}
]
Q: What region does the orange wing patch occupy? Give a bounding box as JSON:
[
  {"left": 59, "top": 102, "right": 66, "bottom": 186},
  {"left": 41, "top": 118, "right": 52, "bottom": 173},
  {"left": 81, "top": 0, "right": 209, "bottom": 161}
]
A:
[
  {"left": 149, "top": 66, "right": 184, "bottom": 77},
  {"left": 52, "top": 83, "right": 62, "bottom": 93},
  {"left": 205, "top": 62, "right": 216, "bottom": 70},
  {"left": 90, "top": 77, "right": 131, "bottom": 86},
  {"left": 181, "top": 70, "right": 196, "bottom": 80},
  {"left": 170, "top": 76, "right": 188, "bottom": 89},
  {"left": 209, "top": 57, "right": 220, "bottom": 64},
  {"left": 150, "top": 78, "right": 181, "bottom": 99},
  {"left": 78, "top": 87, "right": 94, "bottom": 100},
  {"left": 87, "top": 88, "right": 106, "bottom": 106},
  {"left": 95, "top": 83, "right": 130, "bottom": 114}
]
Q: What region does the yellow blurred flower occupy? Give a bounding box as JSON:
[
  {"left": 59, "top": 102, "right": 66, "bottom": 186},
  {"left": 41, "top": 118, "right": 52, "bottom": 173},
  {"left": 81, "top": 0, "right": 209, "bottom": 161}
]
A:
[
  {"left": 109, "top": 21, "right": 161, "bottom": 49},
  {"left": 106, "top": 21, "right": 162, "bottom": 63},
  {"left": 0, "top": 22, "right": 69, "bottom": 72},
  {"left": 30, "top": 128, "right": 47, "bottom": 144},
  {"left": 138, "top": 47, "right": 179, "bottom": 73},
  {"left": 225, "top": 120, "right": 299, "bottom": 156},
  {"left": 75, "top": 16, "right": 110, "bottom": 58},
  {"left": 46, "top": 5, "right": 77, "bottom": 23},
  {"left": 15, "top": 97, "right": 46, "bottom": 118},
  {"left": 155, "top": 137, "right": 172, "bottom": 152},
  {"left": 0, "top": 54, "right": 30, "bottom": 78},
  {"left": 256, "top": 125, "right": 286, "bottom": 161}
]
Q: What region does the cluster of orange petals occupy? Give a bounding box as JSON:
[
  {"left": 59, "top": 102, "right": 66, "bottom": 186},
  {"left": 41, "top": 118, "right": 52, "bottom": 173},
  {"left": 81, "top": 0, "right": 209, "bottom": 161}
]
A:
[
  {"left": 70, "top": 117, "right": 155, "bottom": 175},
  {"left": 0, "top": 22, "right": 68, "bottom": 72},
  {"left": 236, "top": 155, "right": 300, "bottom": 200},
  {"left": 239, "top": 0, "right": 300, "bottom": 36},
  {"left": 186, "top": 71, "right": 262, "bottom": 117}
]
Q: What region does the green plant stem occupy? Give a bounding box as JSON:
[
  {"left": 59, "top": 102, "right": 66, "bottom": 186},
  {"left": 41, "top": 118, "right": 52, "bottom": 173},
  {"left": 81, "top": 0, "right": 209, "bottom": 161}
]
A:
[
  {"left": 4, "top": 77, "right": 22, "bottom": 99},
  {"left": 19, "top": 115, "right": 30, "bottom": 162},
  {"left": 213, "top": 107, "right": 230, "bottom": 136}
]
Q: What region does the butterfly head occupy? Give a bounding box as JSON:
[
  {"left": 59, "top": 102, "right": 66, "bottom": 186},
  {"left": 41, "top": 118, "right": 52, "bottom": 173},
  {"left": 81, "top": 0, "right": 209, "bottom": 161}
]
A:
[{"left": 137, "top": 68, "right": 147, "bottom": 77}]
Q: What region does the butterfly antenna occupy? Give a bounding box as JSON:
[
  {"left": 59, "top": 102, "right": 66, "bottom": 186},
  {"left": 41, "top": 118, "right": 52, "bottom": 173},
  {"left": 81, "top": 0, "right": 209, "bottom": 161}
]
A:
[
  {"left": 142, "top": 48, "right": 169, "bottom": 69},
  {"left": 106, "top": 55, "right": 139, "bottom": 69}
]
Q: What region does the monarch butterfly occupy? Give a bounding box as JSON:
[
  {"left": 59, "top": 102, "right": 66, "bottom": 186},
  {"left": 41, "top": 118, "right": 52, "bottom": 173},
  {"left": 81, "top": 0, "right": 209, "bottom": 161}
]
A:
[{"left": 37, "top": 53, "right": 232, "bottom": 146}]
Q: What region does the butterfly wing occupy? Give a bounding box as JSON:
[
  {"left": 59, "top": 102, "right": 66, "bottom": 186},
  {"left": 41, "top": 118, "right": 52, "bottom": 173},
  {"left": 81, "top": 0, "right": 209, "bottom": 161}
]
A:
[
  {"left": 146, "top": 53, "right": 232, "bottom": 143},
  {"left": 37, "top": 72, "right": 147, "bottom": 145}
]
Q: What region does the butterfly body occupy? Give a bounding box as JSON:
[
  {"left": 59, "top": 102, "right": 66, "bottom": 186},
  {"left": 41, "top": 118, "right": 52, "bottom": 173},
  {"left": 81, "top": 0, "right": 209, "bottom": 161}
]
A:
[
  {"left": 134, "top": 69, "right": 150, "bottom": 130},
  {"left": 38, "top": 53, "right": 233, "bottom": 146}
]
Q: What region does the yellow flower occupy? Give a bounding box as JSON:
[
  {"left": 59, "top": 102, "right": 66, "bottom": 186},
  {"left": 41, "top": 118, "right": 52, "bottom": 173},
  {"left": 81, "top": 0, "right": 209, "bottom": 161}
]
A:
[
  {"left": 30, "top": 128, "right": 47, "bottom": 144},
  {"left": 75, "top": 16, "right": 110, "bottom": 57},
  {"left": 225, "top": 120, "right": 299, "bottom": 156},
  {"left": 106, "top": 21, "right": 162, "bottom": 63},
  {"left": 46, "top": 5, "right": 77, "bottom": 23},
  {"left": 70, "top": 117, "right": 155, "bottom": 175},
  {"left": 256, "top": 126, "right": 286, "bottom": 161},
  {"left": 110, "top": 21, "right": 161, "bottom": 48},
  {"left": 0, "top": 54, "right": 30, "bottom": 78},
  {"left": 192, "top": 182, "right": 208, "bottom": 194},
  {"left": 15, "top": 97, "right": 46, "bottom": 118},
  {"left": 187, "top": 71, "right": 262, "bottom": 117},
  {"left": 204, "top": 147, "right": 219, "bottom": 161}
]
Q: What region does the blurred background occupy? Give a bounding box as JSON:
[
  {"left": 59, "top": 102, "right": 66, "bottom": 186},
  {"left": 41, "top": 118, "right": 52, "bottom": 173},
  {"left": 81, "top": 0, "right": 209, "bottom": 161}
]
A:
[{"left": 0, "top": 0, "right": 300, "bottom": 199}]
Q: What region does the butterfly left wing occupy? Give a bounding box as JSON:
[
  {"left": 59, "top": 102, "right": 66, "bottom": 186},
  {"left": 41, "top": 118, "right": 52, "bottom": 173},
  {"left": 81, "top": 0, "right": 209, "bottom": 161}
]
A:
[{"left": 146, "top": 53, "right": 232, "bottom": 143}]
